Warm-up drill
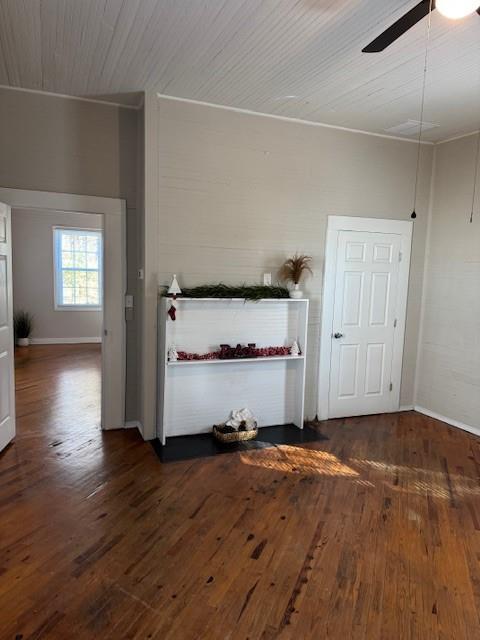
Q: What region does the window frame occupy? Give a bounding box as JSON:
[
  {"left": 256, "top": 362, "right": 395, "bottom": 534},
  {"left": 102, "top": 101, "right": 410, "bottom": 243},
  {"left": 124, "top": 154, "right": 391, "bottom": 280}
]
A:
[{"left": 53, "top": 226, "right": 104, "bottom": 311}]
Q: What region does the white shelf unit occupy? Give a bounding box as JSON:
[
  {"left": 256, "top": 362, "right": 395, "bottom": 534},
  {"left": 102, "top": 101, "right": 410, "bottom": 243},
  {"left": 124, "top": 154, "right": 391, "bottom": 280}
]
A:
[
  {"left": 167, "top": 355, "right": 305, "bottom": 366},
  {"left": 157, "top": 298, "right": 309, "bottom": 444}
]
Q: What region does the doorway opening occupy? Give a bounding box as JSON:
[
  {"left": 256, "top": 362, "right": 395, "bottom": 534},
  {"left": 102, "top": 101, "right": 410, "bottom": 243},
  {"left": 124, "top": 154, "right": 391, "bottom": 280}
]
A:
[
  {"left": 0, "top": 188, "right": 126, "bottom": 455},
  {"left": 12, "top": 213, "right": 104, "bottom": 443}
]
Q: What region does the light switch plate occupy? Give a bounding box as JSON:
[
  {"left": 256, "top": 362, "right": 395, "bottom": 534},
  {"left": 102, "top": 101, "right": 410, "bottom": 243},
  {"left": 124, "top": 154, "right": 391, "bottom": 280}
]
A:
[{"left": 263, "top": 272, "right": 272, "bottom": 285}]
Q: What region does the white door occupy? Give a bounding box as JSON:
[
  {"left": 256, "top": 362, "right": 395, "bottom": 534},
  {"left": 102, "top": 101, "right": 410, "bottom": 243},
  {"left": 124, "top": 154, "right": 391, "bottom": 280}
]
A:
[
  {"left": 328, "top": 230, "right": 402, "bottom": 418},
  {"left": 0, "top": 202, "right": 15, "bottom": 451}
]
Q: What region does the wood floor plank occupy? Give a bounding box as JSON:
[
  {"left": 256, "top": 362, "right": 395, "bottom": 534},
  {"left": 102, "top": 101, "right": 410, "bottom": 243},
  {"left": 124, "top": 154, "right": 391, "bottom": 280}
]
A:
[{"left": 1, "top": 345, "right": 480, "bottom": 638}]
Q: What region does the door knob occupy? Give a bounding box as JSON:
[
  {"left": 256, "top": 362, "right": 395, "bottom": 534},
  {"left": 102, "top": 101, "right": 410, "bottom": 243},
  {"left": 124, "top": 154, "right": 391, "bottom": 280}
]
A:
[{"left": 333, "top": 332, "right": 344, "bottom": 339}]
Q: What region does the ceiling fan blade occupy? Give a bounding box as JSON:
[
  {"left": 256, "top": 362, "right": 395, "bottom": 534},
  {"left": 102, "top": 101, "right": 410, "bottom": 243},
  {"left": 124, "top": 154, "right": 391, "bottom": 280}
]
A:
[{"left": 363, "top": 0, "right": 434, "bottom": 53}]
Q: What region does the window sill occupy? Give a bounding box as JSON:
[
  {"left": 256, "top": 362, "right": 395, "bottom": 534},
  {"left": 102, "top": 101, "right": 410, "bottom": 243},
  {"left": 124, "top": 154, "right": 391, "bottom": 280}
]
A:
[{"left": 55, "top": 305, "right": 103, "bottom": 312}]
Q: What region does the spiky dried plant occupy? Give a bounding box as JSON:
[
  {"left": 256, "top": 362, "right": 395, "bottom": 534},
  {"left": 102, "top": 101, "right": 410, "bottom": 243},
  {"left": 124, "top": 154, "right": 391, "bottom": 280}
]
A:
[
  {"left": 279, "top": 254, "right": 313, "bottom": 285},
  {"left": 14, "top": 310, "right": 34, "bottom": 339}
]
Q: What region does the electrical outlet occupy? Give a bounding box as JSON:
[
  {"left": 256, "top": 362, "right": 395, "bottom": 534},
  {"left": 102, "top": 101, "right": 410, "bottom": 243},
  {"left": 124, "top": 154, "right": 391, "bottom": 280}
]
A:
[{"left": 263, "top": 273, "right": 272, "bottom": 285}]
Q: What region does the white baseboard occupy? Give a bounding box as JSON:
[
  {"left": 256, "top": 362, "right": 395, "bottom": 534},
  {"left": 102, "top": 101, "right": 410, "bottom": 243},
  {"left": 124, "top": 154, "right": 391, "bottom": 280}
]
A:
[
  {"left": 399, "top": 404, "right": 414, "bottom": 411},
  {"left": 414, "top": 405, "right": 480, "bottom": 438},
  {"left": 30, "top": 337, "right": 102, "bottom": 344}
]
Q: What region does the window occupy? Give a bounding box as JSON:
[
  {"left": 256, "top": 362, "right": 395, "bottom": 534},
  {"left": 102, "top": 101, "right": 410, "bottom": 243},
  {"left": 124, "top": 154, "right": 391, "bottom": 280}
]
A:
[{"left": 54, "top": 227, "right": 103, "bottom": 309}]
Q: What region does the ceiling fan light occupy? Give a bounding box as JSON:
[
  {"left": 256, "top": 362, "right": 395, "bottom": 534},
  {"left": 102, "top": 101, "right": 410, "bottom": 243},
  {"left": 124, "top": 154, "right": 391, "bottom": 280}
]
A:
[{"left": 436, "top": 0, "right": 479, "bottom": 19}]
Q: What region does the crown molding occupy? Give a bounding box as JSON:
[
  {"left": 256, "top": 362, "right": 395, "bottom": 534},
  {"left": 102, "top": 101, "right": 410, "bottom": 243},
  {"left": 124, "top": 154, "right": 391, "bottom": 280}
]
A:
[
  {"left": 436, "top": 129, "right": 480, "bottom": 145},
  {"left": 0, "top": 83, "right": 142, "bottom": 110},
  {"left": 156, "top": 93, "right": 434, "bottom": 145}
]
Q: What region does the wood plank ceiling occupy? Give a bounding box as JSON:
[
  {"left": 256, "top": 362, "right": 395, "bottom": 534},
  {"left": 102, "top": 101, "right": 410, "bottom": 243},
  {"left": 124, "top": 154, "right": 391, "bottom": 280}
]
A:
[{"left": 0, "top": 0, "right": 479, "bottom": 142}]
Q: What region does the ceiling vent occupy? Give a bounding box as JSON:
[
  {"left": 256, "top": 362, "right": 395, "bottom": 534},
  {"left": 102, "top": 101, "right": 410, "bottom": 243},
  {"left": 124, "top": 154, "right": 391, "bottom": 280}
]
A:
[{"left": 384, "top": 119, "right": 439, "bottom": 137}]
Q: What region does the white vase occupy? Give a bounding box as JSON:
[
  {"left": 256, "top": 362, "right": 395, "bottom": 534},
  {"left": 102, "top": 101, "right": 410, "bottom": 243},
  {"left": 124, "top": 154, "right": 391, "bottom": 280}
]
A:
[
  {"left": 17, "top": 337, "right": 30, "bottom": 347},
  {"left": 290, "top": 283, "right": 303, "bottom": 299}
]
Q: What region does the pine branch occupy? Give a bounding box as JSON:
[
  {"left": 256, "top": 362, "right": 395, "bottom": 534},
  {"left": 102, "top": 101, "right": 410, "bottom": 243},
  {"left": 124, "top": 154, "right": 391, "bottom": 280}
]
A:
[{"left": 162, "top": 283, "right": 290, "bottom": 300}]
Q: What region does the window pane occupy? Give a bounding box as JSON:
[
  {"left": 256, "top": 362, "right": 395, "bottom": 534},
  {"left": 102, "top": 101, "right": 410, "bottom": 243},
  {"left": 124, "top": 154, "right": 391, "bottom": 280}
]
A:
[
  {"left": 76, "top": 287, "right": 88, "bottom": 305},
  {"left": 76, "top": 271, "right": 87, "bottom": 288},
  {"left": 62, "top": 251, "right": 74, "bottom": 267},
  {"left": 63, "top": 288, "right": 74, "bottom": 304},
  {"left": 74, "top": 235, "right": 87, "bottom": 251},
  {"left": 86, "top": 236, "right": 99, "bottom": 253},
  {"left": 86, "top": 271, "right": 98, "bottom": 288},
  {"left": 74, "top": 252, "right": 87, "bottom": 268},
  {"left": 87, "top": 290, "right": 99, "bottom": 305},
  {"left": 62, "top": 234, "right": 74, "bottom": 251},
  {"left": 87, "top": 253, "right": 98, "bottom": 269},
  {"left": 62, "top": 270, "right": 75, "bottom": 288}
]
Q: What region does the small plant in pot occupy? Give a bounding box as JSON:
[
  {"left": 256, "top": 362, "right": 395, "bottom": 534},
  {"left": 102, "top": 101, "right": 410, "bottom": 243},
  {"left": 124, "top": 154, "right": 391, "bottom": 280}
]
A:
[
  {"left": 279, "top": 254, "right": 313, "bottom": 298},
  {"left": 14, "top": 311, "right": 33, "bottom": 347}
]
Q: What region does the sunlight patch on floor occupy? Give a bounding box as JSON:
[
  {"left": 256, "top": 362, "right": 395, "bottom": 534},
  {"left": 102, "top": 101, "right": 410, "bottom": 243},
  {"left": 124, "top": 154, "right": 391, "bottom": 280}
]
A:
[
  {"left": 352, "top": 458, "right": 480, "bottom": 500},
  {"left": 240, "top": 446, "right": 360, "bottom": 477}
]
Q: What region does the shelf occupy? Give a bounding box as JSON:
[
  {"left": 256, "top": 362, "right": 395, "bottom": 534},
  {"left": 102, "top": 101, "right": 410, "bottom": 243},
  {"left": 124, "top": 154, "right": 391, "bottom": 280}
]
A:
[
  {"left": 167, "top": 355, "right": 305, "bottom": 366},
  {"left": 158, "top": 295, "right": 309, "bottom": 442},
  {"left": 166, "top": 297, "right": 308, "bottom": 303}
]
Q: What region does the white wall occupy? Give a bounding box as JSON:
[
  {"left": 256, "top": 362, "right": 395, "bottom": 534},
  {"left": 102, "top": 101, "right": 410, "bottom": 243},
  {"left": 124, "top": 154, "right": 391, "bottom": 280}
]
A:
[
  {"left": 416, "top": 137, "right": 480, "bottom": 431},
  {"left": 12, "top": 210, "right": 103, "bottom": 341},
  {"left": 141, "top": 95, "right": 434, "bottom": 438}
]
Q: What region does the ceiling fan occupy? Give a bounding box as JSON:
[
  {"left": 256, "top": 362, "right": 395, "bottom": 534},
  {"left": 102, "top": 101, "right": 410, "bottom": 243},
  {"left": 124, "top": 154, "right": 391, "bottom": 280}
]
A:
[{"left": 363, "top": 0, "right": 480, "bottom": 52}]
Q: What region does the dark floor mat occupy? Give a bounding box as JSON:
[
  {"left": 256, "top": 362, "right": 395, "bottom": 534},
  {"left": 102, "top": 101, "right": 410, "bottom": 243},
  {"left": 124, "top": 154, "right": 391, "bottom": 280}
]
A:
[{"left": 151, "top": 423, "right": 328, "bottom": 463}]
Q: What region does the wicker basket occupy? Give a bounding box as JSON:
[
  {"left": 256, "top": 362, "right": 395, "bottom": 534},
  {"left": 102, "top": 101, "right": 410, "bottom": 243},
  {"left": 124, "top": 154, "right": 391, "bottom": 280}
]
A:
[{"left": 213, "top": 424, "right": 258, "bottom": 443}]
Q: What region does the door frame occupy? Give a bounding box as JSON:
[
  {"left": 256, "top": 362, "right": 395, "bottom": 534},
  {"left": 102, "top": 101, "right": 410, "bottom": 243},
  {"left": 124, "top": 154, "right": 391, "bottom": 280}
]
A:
[
  {"left": 0, "top": 203, "right": 15, "bottom": 451},
  {"left": 0, "top": 187, "right": 126, "bottom": 430},
  {"left": 318, "top": 216, "right": 413, "bottom": 421}
]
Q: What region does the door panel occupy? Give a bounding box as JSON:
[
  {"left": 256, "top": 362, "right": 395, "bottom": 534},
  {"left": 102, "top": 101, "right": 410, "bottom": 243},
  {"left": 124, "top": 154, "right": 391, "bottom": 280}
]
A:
[
  {"left": 346, "top": 241, "right": 366, "bottom": 262},
  {"left": 329, "top": 230, "right": 401, "bottom": 418},
  {"left": 338, "top": 344, "right": 359, "bottom": 397},
  {"left": 0, "top": 202, "right": 15, "bottom": 452},
  {"left": 0, "top": 256, "right": 7, "bottom": 325},
  {"left": 342, "top": 272, "right": 364, "bottom": 326},
  {"left": 0, "top": 352, "right": 10, "bottom": 423},
  {"left": 369, "top": 272, "right": 390, "bottom": 326},
  {"left": 373, "top": 243, "right": 393, "bottom": 263},
  {"left": 365, "top": 343, "right": 385, "bottom": 396}
]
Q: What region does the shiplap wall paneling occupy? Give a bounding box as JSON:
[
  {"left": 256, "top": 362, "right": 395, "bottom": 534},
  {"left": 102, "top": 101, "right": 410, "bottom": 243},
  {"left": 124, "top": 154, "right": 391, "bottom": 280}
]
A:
[
  {"left": 415, "top": 136, "right": 480, "bottom": 430},
  {"left": 149, "top": 96, "right": 434, "bottom": 433}
]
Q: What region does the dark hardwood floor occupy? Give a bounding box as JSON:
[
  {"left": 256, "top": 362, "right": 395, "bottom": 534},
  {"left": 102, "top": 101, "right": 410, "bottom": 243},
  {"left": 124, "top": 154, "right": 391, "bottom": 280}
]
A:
[{"left": 1, "top": 345, "right": 480, "bottom": 639}]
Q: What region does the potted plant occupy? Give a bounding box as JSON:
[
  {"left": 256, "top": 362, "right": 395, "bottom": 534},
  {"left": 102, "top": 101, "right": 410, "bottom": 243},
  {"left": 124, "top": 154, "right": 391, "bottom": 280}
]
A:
[
  {"left": 279, "top": 254, "right": 313, "bottom": 298},
  {"left": 14, "top": 311, "right": 34, "bottom": 347}
]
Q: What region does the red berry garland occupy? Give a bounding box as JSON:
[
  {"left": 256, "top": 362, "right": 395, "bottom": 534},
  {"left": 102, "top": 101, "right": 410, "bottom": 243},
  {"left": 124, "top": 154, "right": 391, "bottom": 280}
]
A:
[{"left": 171, "top": 344, "right": 296, "bottom": 361}]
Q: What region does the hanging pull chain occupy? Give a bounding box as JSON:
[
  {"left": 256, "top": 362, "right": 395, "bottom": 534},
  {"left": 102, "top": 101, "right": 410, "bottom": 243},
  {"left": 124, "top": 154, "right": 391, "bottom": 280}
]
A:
[{"left": 412, "top": 0, "right": 433, "bottom": 220}]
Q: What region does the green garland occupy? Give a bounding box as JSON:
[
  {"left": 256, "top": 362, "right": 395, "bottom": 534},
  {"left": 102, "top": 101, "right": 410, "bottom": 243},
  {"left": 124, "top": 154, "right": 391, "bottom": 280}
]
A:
[{"left": 164, "top": 283, "right": 290, "bottom": 300}]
